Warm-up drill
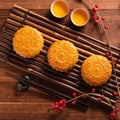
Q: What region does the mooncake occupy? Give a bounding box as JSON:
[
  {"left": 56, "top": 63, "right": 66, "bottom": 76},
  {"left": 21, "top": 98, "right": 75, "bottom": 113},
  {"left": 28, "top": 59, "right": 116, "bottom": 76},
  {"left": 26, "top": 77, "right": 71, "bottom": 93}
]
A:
[
  {"left": 81, "top": 55, "right": 112, "bottom": 86},
  {"left": 47, "top": 40, "right": 78, "bottom": 72},
  {"left": 13, "top": 26, "right": 44, "bottom": 58}
]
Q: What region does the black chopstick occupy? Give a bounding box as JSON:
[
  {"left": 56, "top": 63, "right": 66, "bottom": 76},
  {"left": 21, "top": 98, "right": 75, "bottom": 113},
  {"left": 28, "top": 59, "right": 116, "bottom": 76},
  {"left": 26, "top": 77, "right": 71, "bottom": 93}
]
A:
[{"left": 6, "top": 72, "right": 88, "bottom": 110}]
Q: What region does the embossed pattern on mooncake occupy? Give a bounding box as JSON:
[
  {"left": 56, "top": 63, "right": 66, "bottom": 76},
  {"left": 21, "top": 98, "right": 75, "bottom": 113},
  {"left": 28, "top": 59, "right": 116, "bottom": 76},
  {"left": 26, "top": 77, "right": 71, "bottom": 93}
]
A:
[
  {"left": 47, "top": 40, "right": 78, "bottom": 72},
  {"left": 13, "top": 26, "right": 44, "bottom": 58},
  {"left": 81, "top": 55, "right": 112, "bottom": 86}
]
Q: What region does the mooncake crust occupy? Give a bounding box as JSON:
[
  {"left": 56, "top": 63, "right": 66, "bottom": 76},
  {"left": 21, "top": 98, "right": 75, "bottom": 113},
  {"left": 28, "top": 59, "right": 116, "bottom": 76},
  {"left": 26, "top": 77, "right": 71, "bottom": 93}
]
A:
[
  {"left": 47, "top": 40, "right": 78, "bottom": 72},
  {"left": 13, "top": 26, "right": 44, "bottom": 58},
  {"left": 81, "top": 55, "right": 112, "bottom": 86}
]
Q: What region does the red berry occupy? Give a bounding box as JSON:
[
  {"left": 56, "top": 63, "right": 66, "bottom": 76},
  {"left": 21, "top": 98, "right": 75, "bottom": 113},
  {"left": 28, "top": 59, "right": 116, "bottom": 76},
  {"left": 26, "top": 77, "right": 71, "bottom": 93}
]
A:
[
  {"left": 59, "top": 106, "right": 63, "bottom": 110},
  {"left": 97, "top": 97, "right": 102, "bottom": 101},
  {"left": 112, "top": 58, "right": 117, "bottom": 63},
  {"left": 113, "top": 91, "right": 118, "bottom": 96},
  {"left": 71, "top": 101, "right": 76, "bottom": 105},
  {"left": 55, "top": 105, "right": 59, "bottom": 109},
  {"left": 92, "top": 88, "right": 96, "bottom": 93},
  {"left": 95, "top": 4, "right": 99, "bottom": 8},
  {"left": 62, "top": 99, "right": 66, "bottom": 103},
  {"left": 92, "top": 15, "right": 96, "bottom": 19},
  {"left": 93, "top": 7, "right": 98, "bottom": 12},
  {"left": 105, "top": 51, "right": 109, "bottom": 57},
  {"left": 63, "top": 104, "right": 66, "bottom": 107},
  {"left": 54, "top": 108, "right": 58, "bottom": 112},
  {"left": 59, "top": 100, "right": 63, "bottom": 105},
  {"left": 115, "top": 107, "right": 119, "bottom": 112},
  {"left": 104, "top": 25, "right": 108, "bottom": 29},
  {"left": 110, "top": 112, "right": 116, "bottom": 119},
  {"left": 55, "top": 102, "right": 59, "bottom": 105},
  {"left": 91, "top": 11, "right": 95, "bottom": 16},
  {"left": 72, "top": 92, "right": 76, "bottom": 97},
  {"left": 50, "top": 102, "right": 54, "bottom": 107},
  {"left": 101, "top": 16, "right": 106, "bottom": 21},
  {"left": 94, "top": 19, "right": 99, "bottom": 24}
]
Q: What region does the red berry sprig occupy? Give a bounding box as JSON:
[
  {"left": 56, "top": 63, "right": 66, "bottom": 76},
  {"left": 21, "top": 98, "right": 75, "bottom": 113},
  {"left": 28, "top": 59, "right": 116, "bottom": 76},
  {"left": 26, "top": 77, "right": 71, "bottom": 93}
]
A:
[
  {"left": 91, "top": 5, "right": 99, "bottom": 24},
  {"left": 49, "top": 92, "right": 77, "bottom": 112},
  {"left": 90, "top": 3, "right": 109, "bottom": 31},
  {"left": 49, "top": 90, "right": 120, "bottom": 119},
  {"left": 50, "top": 99, "right": 66, "bottom": 112},
  {"left": 49, "top": 92, "right": 109, "bottom": 112}
]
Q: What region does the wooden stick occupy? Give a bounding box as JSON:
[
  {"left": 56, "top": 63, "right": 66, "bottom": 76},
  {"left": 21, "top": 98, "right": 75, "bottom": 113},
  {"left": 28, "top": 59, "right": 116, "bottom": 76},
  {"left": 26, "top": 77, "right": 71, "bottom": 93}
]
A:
[
  {"left": 7, "top": 18, "right": 21, "bottom": 27},
  {"left": 9, "top": 13, "right": 24, "bottom": 23}
]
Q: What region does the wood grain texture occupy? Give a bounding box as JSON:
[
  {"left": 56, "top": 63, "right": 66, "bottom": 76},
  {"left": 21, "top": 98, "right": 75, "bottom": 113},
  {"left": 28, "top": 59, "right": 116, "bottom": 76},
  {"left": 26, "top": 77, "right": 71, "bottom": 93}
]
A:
[{"left": 0, "top": 0, "right": 120, "bottom": 120}]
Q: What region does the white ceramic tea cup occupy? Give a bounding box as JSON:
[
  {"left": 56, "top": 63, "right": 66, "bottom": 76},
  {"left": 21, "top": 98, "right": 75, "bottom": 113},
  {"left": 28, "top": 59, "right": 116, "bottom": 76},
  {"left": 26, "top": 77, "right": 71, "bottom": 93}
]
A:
[
  {"left": 71, "top": 8, "right": 89, "bottom": 27},
  {"left": 50, "top": 0, "right": 69, "bottom": 18}
]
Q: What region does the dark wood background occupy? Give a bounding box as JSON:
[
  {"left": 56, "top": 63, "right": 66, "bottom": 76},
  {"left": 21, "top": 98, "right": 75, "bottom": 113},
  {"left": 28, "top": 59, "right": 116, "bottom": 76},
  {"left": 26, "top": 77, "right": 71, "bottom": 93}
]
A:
[{"left": 0, "top": 0, "right": 120, "bottom": 120}]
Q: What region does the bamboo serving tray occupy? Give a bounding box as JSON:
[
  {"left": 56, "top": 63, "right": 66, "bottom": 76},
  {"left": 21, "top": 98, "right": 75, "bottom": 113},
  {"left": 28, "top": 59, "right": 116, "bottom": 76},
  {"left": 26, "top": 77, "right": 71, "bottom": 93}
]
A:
[{"left": 0, "top": 4, "right": 120, "bottom": 108}]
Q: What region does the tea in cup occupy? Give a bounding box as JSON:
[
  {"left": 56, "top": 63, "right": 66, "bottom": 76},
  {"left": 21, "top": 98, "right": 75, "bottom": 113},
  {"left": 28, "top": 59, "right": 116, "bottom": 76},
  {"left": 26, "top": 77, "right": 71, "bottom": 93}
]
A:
[
  {"left": 50, "top": 0, "right": 69, "bottom": 18},
  {"left": 71, "top": 8, "right": 89, "bottom": 27}
]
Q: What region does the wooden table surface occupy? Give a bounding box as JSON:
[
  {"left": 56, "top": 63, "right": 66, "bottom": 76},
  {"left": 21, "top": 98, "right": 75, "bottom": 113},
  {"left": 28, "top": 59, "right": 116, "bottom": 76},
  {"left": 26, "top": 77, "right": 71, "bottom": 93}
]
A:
[{"left": 0, "top": 0, "right": 120, "bottom": 120}]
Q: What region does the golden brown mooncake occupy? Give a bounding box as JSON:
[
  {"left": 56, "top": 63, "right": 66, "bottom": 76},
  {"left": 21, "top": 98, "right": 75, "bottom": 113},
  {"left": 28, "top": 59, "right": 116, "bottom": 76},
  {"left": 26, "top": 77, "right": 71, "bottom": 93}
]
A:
[
  {"left": 81, "top": 55, "right": 112, "bottom": 86},
  {"left": 47, "top": 40, "right": 78, "bottom": 72},
  {"left": 13, "top": 26, "right": 44, "bottom": 58}
]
